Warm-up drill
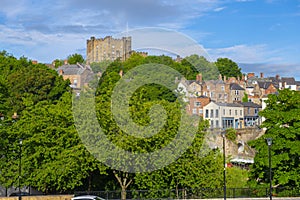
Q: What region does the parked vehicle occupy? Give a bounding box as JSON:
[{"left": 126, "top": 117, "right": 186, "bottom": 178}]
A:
[
  {"left": 71, "top": 195, "right": 105, "bottom": 200},
  {"left": 9, "top": 192, "right": 30, "bottom": 197}
]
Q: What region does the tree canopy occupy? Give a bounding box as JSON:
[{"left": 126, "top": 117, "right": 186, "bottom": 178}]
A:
[
  {"left": 215, "top": 58, "right": 242, "bottom": 79},
  {"left": 249, "top": 89, "right": 300, "bottom": 188}
]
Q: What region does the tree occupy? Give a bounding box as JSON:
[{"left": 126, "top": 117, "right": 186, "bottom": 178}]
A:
[
  {"left": 242, "top": 93, "right": 249, "bottom": 102},
  {"left": 215, "top": 58, "right": 242, "bottom": 79},
  {"left": 53, "top": 59, "right": 64, "bottom": 68},
  {"left": 249, "top": 89, "right": 300, "bottom": 188},
  {"left": 67, "top": 53, "right": 84, "bottom": 64}
]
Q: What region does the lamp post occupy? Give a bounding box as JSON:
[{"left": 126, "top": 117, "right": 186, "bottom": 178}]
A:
[
  {"left": 221, "top": 131, "right": 226, "bottom": 200},
  {"left": 12, "top": 112, "right": 22, "bottom": 200},
  {"left": 18, "top": 139, "right": 22, "bottom": 200},
  {"left": 266, "top": 138, "right": 272, "bottom": 200}
]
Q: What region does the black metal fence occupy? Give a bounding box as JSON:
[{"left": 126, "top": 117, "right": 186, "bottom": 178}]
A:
[{"left": 75, "top": 187, "right": 300, "bottom": 199}]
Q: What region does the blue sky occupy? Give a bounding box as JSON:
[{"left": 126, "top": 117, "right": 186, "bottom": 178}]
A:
[{"left": 0, "top": 0, "right": 299, "bottom": 79}]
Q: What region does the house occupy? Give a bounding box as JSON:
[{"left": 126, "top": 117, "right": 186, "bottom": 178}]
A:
[
  {"left": 203, "top": 102, "right": 244, "bottom": 129},
  {"left": 56, "top": 63, "right": 94, "bottom": 92},
  {"left": 238, "top": 102, "right": 262, "bottom": 127},
  {"left": 228, "top": 83, "right": 245, "bottom": 103},
  {"left": 186, "top": 96, "right": 210, "bottom": 117},
  {"left": 281, "top": 77, "right": 297, "bottom": 90}
]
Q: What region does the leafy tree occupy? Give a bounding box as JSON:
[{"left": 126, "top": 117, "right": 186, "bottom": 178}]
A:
[
  {"left": 67, "top": 53, "right": 84, "bottom": 64},
  {"left": 227, "top": 167, "right": 249, "bottom": 188},
  {"left": 249, "top": 89, "right": 300, "bottom": 188},
  {"left": 215, "top": 58, "right": 242, "bottom": 79},
  {"left": 242, "top": 93, "right": 249, "bottom": 102},
  {"left": 90, "top": 60, "right": 112, "bottom": 73},
  {"left": 7, "top": 64, "right": 70, "bottom": 113},
  {"left": 53, "top": 59, "right": 64, "bottom": 68},
  {"left": 181, "top": 54, "right": 219, "bottom": 80},
  {"left": 226, "top": 128, "right": 237, "bottom": 142}
]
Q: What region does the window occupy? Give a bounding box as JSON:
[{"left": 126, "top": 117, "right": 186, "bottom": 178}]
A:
[
  {"left": 229, "top": 109, "right": 232, "bottom": 115},
  {"left": 240, "top": 110, "right": 242, "bottom": 116},
  {"left": 207, "top": 86, "right": 210, "bottom": 90},
  {"left": 215, "top": 109, "right": 219, "bottom": 118},
  {"left": 224, "top": 94, "right": 228, "bottom": 99},
  {"left": 216, "top": 120, "right": 219, "bottom": 128},
  {"left": 248, "top": 107, "right": 250, "bottom": 114},
  {"left": 219, "top": 94, "right": 222, "bottom": 98},
  {"left": 199, "top": 109, "right": 203, "bottom": 114},
  {"left": 194, "top": 101, "right": 201, "bottom": 107},
  {"left": 205, "top": 109, "right": 209, "bottom": 118},
  {"left": 192, "top": 108, "right": 197, "bottom": 114},
  {"left": 210, "top": 109, "right": 214, "bottom": 118},
  {"left": 210, "top": 92, "right": 214, "bottom": 98},
  {"left": 211, "top": 120, "right": 214, "bottom": 128},
  {"left": 221, "top": 85, "right": 225, "bottom": 91},
  {"left": 223, "top": 109, "right": 225, "bottom": 115},
  {"left": 235, "top": 110, "right": 237, "bottom": 115},
  {"left": 255, "top": 108, "right": 258, "bottom": 114},
  {"left": 235, "top": 90, "right": 239, "bottom": 95}
]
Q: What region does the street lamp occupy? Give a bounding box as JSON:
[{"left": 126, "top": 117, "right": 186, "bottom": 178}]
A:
[
  {"left": 221, "top": 131, "right": 226, "bottom": 200},
  {"left": 266, "top": 138, "right": 272, "bottom": 200},
  {"left": 18, "top": 139, "right": 22, "bottom": 200},
  {"left": 12, "top": 112, "right": 22, "bottom": 200}
]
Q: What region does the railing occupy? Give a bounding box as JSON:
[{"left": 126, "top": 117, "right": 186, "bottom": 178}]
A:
[{"left": 75, "top": 187, "right": 300, "bottom": 199}]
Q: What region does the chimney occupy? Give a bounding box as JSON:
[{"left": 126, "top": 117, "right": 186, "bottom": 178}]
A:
[
  {"left": 260, "top": 72, "right": 264, "bottom": 78},
  {"left": 276, "top": 74, "right": 280, "bottom": 80},
  {"left": 247, "top": 73, "right": 255, "bottom": 79},
  {"left": 64, "top": 59, "right": 68, "bottom": 65},
  {"left": 59, "top": 69, "right": 64, "bottom": 75},
  {"left": 224, "top": 75, "right": 226, "bottom": 82},
  {"left": 218, "top": 74, "right": 222, "bottom": 81},
  {"left": 119, "top": 70, "right": 123, "bottom": 77},
  {"left": 196, "top": 73, "right": 202, "bottom": 82}
]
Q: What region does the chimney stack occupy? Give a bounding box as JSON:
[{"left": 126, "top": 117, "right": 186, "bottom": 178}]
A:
[
  {"left": 196, "top": 73, "right": 202, "bottom": 82},
  {"left": 260, "top": 72, "right": 264, "bottom": 78},
  {"left": 219, "top": 74, "right": 222, "bottom": 81}
]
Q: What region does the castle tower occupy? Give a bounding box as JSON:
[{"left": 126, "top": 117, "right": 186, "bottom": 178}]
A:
[{"left": 86, "top": 36, "right": 132, "bottom": 64}]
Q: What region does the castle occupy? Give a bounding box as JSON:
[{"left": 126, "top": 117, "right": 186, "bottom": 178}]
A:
[{"left": 86, "top": 36, "right": 131, "bottom": 64}]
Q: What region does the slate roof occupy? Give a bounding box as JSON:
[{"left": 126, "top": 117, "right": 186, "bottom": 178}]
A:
[
  {"left": 238, "top": 102, "right": 261, "bottom": 108},
  {"left": 230, "top": 83, "right": 245, "bottom": 90},
  {"left": 282, "top": 77, "right": 296, "bottom": 85},
  {"left": 57, "top": 64, "right": 86, "bottom": 75},
  {"left": 257, "top": 81, "right": 273, "bottom": 89},
  {"left": 214, "top": 102, "right": 244, "bottom": 107}
]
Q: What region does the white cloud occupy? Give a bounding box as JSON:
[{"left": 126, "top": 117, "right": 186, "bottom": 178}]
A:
[
  {"left": 208, "top": 44, "right": 283, "bottom": 63},
  {"left": 214, "top": 7, "right": 226, "bottom": 12}
]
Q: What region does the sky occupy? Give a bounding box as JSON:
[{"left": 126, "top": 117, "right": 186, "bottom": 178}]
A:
[{"left": 0, "top": 0, "right": 299, "bottom": 79}]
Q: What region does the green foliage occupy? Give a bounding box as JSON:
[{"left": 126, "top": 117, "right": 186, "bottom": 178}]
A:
[
  {"left": 226, "top": 128, "right": 237, "bottom": 142},
  {"left": 67, "top": 53, "right": 84, "bottom": 64},
  {"left": 242, "top": 93, "right": 249, "bottom": 102},
  {"left": 215, "top": 58, "right": 242, "bottom": 79},
  {"left": 53, "top": 59, "right": 64, "bottom": 68},
  {"left": 0, "top": 53, "right": 107, "bottom": 193},
  {"left": 226, "top": 167, "right": 249, "bottom": 188},
  {"left": 90, "top": 60, "right": 112, "bottom": 73},
  {"left": 249, "top": 89, "right": 300, "bottom": 187},
  {"left": 181, "top": 54, "right": 219, "bottom": 80}
]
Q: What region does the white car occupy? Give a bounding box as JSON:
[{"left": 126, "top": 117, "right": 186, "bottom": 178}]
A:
[{"left": 71, "top": 195, "right": 105, "bottom": 200}]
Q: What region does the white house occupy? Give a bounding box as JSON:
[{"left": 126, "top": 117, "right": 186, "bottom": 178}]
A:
[{"left": 203, "top": 101, "right": 244, "bottom": 129}]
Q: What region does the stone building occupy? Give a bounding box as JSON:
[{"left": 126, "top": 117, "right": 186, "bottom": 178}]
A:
[
  {"left": 186, "top": 96, "right": 210, "bottom": 117},
  {"left": 56, "top": 63, "right": 94, "bottom": 92},
  {"left": 86, "top": 36, "right": 131, "bottom": 64}
]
